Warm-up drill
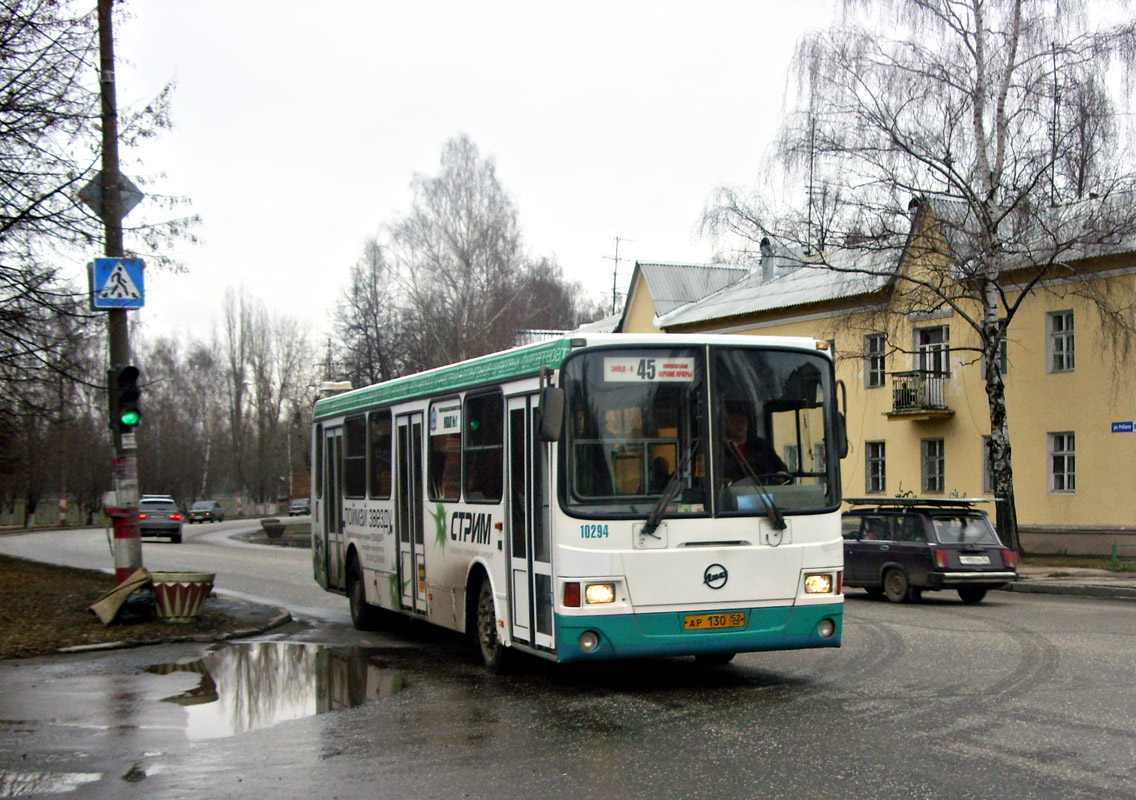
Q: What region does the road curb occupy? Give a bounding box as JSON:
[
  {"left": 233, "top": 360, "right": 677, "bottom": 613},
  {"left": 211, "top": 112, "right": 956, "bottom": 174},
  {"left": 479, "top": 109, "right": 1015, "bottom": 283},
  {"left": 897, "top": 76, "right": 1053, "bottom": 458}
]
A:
[
  {"left": 56, "top": 604, "right": 293, "bottom": 655},
  {"left": 1003, "top": 582, "right": 1136, "bottom": 601}
]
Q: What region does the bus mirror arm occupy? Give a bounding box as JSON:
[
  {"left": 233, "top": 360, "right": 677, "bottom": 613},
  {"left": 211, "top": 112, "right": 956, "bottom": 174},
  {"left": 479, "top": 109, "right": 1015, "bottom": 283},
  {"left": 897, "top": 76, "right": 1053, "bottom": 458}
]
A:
[{"left": 539, "top": 386, "right": 564, "bottom": 442}]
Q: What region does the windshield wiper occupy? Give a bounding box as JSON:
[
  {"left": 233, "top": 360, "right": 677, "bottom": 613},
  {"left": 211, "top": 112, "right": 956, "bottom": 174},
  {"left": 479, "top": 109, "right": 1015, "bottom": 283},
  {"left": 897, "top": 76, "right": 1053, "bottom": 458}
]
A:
[
  {"left": 640, "top": 441, "right": 700, "bottom": 538},
  {"left": 724, "top": 439, "right": 787, "bottom": 531}
]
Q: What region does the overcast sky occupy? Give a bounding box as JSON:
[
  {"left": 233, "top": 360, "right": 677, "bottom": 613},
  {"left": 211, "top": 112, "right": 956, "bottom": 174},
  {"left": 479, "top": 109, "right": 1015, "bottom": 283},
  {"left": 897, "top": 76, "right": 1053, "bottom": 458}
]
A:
[{"left": 107, "top": 0, "right": 832, "bottom": 343}]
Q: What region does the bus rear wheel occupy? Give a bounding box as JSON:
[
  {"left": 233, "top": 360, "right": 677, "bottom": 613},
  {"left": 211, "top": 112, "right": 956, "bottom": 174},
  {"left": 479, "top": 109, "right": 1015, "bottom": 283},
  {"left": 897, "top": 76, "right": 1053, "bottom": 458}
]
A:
[
  {"left": 475, "top": 579, "right": 511, "bottom": 674},
  {"left": 348, "top": 559, "right": 382, "bottom": 631}
]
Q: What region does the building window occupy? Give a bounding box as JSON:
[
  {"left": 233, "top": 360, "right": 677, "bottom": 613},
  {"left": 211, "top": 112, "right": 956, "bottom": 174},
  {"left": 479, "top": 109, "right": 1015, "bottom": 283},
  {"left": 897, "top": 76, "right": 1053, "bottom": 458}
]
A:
[
  {"left": 1049, "top": 432, "right": 1075, "bottom": 493},
  {"left": 916, "top": 326, "right": 950, "bottom": 376},
  {"left": 864, "top": 334, "right": 886, "bottom": 389},
  {"left": 1048, "top": 311, "right": 1074, "bottom": 372},
  {"left": 866, "top": 441, "right": 886, "bottom": 494},
  {"left": 921, "top": 438, "right": 945, "bottom": 494},
  {"left": 982, "top": 436, "right": 994, "bottom": 495}
]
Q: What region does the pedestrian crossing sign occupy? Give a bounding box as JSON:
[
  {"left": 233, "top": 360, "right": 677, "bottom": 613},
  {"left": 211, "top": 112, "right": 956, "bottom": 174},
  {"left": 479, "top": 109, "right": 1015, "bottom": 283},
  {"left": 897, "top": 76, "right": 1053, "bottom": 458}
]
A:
[{"left": 89, "top": 258, "right": 145, "bottom": 309}]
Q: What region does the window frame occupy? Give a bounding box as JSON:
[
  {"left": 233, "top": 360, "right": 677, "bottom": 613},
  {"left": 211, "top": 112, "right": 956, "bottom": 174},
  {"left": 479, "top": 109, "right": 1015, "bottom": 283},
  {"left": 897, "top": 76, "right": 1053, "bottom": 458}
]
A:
[
  {"left": 1048, "top": 431, "right": 1076, "bottom": 493},
  {"left": 343, "top": 415, "right": 367, "bottom": 499},
  {"left": 1048, "top": 311, "right": 1075, "bottom": 373},
  {"left": 427, "top": 397, "right": 463, "bottom": 502},
  {"left": 916, "top": 326, "right": 950, "bottom": 377},
  {"left": 462, "top": 390, "right": 504, "bottom": 503},
  {"left": 921, "top": 438, "right": 945, "bottom": 494},
  {"left": 368, "top": 409, "right": 393, "bottom": 500},
  {"left": 865, "top": 440, "right": 886, "bottom": 494},
  {"left": 864, "top": 333, "right": 886, "bottom": 389}
]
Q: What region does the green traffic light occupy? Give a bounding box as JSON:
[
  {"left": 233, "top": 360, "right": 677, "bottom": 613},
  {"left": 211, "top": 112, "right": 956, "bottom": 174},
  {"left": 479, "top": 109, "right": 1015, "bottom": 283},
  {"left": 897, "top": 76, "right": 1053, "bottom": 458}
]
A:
[{"left": 120, "top": 409, "right": 140, "bottom": 427}]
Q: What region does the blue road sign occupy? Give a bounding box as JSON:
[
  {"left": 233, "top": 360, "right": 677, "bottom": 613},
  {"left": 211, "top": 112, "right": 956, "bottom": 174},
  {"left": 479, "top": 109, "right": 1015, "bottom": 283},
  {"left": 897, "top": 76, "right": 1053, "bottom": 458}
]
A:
[
  {"left": 90, "top": 258, "right": 145, "bottom": 309},
  {"left": 1111, "top": 421, "right": 1134, "bottom": 433}
]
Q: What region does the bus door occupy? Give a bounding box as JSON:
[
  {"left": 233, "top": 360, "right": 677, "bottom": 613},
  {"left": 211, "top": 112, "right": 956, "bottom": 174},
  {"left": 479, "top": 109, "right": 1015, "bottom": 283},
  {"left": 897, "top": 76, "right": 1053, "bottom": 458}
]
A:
[
  {"left": 323, "top": 426, "right": 345, "bottom": 591},
  {"left": 395, "top": 412, "right": 426, "bottom": 614},
  {"left": 506, "top": 395, "right": 554, "bottom": 650}
]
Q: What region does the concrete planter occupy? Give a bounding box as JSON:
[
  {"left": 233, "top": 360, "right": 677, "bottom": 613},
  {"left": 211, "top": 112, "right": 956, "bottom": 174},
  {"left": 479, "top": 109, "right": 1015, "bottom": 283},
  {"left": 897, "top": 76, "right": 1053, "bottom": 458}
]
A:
[
  {"left": 261, "top": 518, "right": 284, "bottom": 539},
  {"left": 151, "top": 571, "right": 215, "bottom": 622}
]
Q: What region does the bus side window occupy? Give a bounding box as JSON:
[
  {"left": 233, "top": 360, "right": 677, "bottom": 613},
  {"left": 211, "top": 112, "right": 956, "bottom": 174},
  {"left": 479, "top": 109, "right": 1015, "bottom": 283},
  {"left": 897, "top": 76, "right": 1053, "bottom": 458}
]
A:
[{"left": 464, "top": 392, "right": 503, "bottom": 502}]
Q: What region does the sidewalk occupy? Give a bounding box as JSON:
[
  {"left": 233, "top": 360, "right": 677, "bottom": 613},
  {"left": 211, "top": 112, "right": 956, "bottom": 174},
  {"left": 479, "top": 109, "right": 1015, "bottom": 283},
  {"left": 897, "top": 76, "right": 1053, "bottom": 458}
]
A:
[{"left": 1006, "top": 564, "right": 1136, "bottom": 600}]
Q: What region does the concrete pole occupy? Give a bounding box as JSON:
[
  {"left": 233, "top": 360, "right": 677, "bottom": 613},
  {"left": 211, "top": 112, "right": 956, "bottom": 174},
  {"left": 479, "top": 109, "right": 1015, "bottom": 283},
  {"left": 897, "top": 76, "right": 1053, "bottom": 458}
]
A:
[{"left": 98, "top": 0, "right": 142, "bottom": 583}]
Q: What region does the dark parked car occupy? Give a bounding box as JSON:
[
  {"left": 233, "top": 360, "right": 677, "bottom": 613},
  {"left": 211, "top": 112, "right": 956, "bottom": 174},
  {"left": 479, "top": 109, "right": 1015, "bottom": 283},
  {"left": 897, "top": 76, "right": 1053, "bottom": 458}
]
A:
[
  {"left": 187, "top": 500, "right": 224, "bottom": 524},
  {"left": 289, "top": 498, "right": 310, "bottom": 516},
  {"left": 842, "top": 497, "right": 1018, "bottom": 604},
  {"left": 138, "top": 497, "right": 184, "bottom": 544}
]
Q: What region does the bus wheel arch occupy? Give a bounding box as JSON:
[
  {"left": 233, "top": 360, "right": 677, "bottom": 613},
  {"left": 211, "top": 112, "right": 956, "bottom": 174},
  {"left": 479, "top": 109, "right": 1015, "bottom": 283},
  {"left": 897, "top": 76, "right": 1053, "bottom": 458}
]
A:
[
  {"left": 347, "top": 549, "right": 382, "bottom": 631},
  {"left": 467, "top": 567, "right": 512, "bottom": 674}
]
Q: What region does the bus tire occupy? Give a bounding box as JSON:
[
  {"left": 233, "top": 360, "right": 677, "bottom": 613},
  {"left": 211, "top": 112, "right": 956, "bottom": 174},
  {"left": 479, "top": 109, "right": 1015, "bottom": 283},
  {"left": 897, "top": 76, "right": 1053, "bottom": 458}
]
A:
[
  {"left": 348, "top": 558, "right": 382, "bottom": 631},
  {"left": 883, "top": 568, "right": 909, "bottom": 604},
  {"left": 475, "top": 578, "right": 511, "bottom": 674}
]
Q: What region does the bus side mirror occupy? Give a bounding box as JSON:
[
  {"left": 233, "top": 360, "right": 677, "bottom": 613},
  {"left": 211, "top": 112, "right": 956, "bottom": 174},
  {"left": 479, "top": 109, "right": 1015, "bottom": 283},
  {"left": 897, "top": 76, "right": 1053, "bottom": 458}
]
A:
[
  {"left": 539, "top": 386, "right": 564, "bottom": 442},
  {"left": 837, "top": 412, "right": 849, "bottom": 459}
]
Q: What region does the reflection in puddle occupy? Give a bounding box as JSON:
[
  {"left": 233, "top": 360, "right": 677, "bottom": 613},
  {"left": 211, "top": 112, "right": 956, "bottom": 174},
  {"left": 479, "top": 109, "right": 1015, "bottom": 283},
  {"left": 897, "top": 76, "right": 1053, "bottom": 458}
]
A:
[
  {"left": 0, "top": 771, "right": 101, "bottom": 797},
  {"left": 147, "top": 643, "right": 404, "bottom": 740}
]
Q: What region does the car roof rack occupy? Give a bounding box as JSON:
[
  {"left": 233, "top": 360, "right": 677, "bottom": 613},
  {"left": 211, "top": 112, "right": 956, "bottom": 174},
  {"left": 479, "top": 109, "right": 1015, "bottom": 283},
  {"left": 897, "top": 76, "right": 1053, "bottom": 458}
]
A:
[{"left": 844, "top": 497, "right": 993, "bottom": 508}]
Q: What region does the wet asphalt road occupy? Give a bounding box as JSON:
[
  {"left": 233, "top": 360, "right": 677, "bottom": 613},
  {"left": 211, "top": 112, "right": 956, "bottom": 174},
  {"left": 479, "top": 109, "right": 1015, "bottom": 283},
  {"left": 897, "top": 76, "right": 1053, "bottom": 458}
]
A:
[{"left": 1, "top": 527, "right": 1135, "bottom": 799}]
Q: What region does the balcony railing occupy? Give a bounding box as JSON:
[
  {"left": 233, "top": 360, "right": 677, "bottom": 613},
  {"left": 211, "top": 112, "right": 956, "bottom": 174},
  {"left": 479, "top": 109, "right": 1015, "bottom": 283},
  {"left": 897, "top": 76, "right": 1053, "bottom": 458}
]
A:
[{"left": 890, "top": 370, "right": 951, "bottom": 417}]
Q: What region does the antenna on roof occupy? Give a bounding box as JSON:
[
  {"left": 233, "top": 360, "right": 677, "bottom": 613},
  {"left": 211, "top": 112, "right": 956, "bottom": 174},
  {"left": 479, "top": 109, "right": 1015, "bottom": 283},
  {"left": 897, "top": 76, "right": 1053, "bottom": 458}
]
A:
[{"left": 603, "top": 236, "right": 637, "bottom": 315}]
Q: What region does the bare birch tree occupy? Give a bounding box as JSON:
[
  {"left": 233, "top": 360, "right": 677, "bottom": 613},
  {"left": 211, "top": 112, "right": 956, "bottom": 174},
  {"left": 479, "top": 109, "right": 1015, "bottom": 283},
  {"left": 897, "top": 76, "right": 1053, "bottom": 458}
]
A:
[{"left": 705, "top": 0, "right": 1136, "bottom": 551}]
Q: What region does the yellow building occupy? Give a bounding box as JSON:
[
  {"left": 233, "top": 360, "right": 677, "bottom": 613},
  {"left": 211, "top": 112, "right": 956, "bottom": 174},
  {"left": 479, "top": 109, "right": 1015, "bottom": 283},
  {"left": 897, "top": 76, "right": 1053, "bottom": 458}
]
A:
[{"left": 620, "top": 208, "right": 1136, "bottom": 556}]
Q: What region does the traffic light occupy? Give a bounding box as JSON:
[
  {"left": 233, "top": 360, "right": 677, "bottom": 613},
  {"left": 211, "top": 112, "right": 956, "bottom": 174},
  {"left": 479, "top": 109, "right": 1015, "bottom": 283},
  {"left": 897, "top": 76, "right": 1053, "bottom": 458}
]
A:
[{"left": 109, "top": 365, "right": 142, "bottom": 431}]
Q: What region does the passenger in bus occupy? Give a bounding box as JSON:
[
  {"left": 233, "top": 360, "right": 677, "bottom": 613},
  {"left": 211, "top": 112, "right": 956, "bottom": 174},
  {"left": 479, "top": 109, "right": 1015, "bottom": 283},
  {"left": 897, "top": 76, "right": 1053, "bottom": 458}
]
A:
[{"left": 723, "top": 408, "right": 789, "bottom": 483}]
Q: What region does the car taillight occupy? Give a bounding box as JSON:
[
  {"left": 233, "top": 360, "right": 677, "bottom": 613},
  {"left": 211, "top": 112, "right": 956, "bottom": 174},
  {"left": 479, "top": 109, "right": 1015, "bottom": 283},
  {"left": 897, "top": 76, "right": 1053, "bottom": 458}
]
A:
[
  {"left": 138, "top": 513, "right": 148, "bottom": 520},
  {"left": 169, "top": 513, "right": 182, "bottom": 520},
  {"left": 934, "top": 548, "right": 949, "bottom": 569},
  {"left": 1003, "top": 549, "right": 1019, "bottom": 570}
]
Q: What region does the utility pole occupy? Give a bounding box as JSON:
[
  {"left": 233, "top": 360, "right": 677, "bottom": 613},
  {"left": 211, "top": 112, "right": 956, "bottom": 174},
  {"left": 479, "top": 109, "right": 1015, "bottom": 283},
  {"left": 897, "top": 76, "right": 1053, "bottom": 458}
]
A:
[
  {"left": 604, "top": 236, "right": 635, "bottom": 316},
  {"left": 98, "top": 0, "right": 142, "bottom": 583}
]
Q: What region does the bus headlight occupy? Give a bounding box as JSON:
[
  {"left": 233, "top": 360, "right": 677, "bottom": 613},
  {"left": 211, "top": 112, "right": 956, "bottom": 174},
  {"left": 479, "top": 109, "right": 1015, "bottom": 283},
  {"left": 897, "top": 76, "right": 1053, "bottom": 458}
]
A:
[
  {"left": 585, "top": 583, "right": 616, "bottom": 604},
  {"left": 804, "top": 573, "right": 834, "bottom": 594}
]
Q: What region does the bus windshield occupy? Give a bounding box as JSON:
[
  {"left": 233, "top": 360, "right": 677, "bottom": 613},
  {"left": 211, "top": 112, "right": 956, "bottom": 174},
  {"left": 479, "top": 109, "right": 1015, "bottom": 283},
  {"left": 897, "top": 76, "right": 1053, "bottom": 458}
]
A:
[
  {"left": 562, "top": 344, "right": 839, "bottom": 517},
  {"left": 564, "top": 347, "right": 707, "bottom": 516}
]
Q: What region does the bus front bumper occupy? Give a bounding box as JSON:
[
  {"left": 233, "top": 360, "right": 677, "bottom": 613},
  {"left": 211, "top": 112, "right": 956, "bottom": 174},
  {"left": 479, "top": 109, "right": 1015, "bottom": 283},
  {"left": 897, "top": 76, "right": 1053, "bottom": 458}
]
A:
[{"left": 553, "top": 602, "right": 842, "bottom": 663}]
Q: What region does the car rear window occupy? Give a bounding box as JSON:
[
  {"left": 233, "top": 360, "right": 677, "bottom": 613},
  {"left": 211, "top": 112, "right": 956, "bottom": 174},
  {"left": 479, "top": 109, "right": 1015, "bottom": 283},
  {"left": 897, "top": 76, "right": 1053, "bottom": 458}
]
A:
[
  {"left": 932, "top": 515, "right": 999, "bottom": 545},
  {"left": 141, "top": 501, "right": 177, "bottom": 512}
]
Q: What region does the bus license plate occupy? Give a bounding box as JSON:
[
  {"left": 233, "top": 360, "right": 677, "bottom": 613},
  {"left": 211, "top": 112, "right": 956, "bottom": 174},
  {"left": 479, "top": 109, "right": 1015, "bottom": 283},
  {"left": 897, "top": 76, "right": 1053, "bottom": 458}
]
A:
[{"left": 683, "top": 612, "right": 746, "bottom": 631}]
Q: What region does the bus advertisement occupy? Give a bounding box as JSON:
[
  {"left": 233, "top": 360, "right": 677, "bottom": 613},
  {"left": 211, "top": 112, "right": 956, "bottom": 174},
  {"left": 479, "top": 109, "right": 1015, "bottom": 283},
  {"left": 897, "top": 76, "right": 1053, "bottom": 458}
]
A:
[{"left": 311, "top": 333, "right": 847, "bottom": 671}]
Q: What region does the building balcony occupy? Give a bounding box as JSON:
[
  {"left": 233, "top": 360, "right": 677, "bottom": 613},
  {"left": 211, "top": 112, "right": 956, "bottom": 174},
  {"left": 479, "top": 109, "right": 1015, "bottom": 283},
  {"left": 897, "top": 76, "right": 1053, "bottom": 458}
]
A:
[{"left": 886, "top": 370, "right": 955, "bottom": 421}]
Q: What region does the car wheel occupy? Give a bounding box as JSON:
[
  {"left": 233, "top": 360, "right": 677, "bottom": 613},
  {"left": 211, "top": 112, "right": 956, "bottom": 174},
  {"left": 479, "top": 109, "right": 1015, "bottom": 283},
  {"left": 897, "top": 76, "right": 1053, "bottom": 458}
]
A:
[
  {"left": 475, "top": 578, "right": 512, "bottom": 674},
  {"left": 348, "top": 559, "right": 382, "bottom": 631},
  {"left": 864, "top": 586, "right": 884, "bottom": 599},
  {"left": 695, "top": 652, "right": 736, "bottom": 666},
  {"left": 883, "top": 568, "right": 909, "bottom": 603},
  {"left": 958, "top": 587, "right": 987, "bottom": 604},
  {"left": 171, "top": 532, "right": 182, "bottom": 544}
]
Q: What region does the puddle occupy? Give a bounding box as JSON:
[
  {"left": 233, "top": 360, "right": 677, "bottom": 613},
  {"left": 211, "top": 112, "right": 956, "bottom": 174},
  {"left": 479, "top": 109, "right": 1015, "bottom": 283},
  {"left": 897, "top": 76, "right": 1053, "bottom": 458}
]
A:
[
  {"left": 0, "top": 771, "right": 101, "bottom": 797},
  {"left": 146, "top": 643, "right": 405, "bottom": 740}
]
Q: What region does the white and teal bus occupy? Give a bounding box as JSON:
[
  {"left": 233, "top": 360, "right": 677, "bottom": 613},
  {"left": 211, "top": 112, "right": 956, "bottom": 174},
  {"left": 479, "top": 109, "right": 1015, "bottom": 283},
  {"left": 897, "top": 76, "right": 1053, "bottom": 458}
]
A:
[{"left": 311, "top": 333, "right": 846, "bottom": 671}]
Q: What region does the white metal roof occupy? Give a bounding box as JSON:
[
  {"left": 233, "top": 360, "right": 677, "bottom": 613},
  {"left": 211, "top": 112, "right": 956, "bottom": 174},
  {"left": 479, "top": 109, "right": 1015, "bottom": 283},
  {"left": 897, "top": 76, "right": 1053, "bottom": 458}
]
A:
[{"left": 656, "top": 247, "right": 894, "bottom": 328}]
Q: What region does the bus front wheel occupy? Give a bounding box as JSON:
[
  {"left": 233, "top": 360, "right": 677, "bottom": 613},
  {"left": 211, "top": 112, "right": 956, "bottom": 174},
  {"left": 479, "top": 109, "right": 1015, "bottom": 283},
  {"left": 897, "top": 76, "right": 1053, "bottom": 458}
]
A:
[{"left": 475, "top": 579, "right": 512, "bottom": 674}]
